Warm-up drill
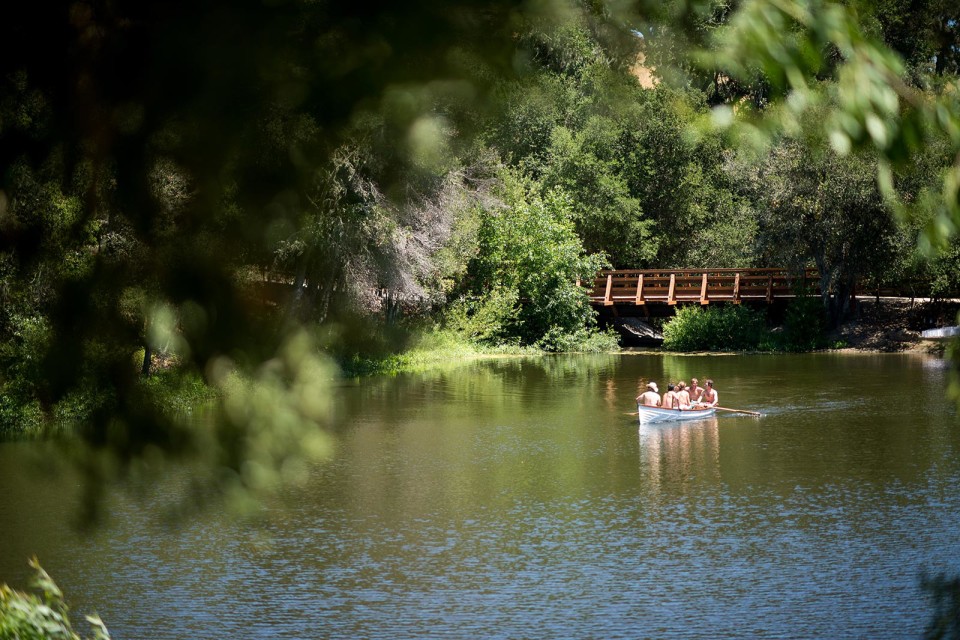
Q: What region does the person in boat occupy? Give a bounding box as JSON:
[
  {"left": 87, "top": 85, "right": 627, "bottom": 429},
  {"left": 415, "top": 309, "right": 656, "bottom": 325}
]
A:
[
  {"left": 636, "top": 382, "right": 660, "bottom": 407},
  {"left": 688, "top": 378, "right": 702, "bottom": 403},
  {"left": 698, "top": 379, "right": 719, "bottom": 407},
  {"left": 675, "top": 381, "right": 691, "bottom": 409},
  {"left": 661, "top": 383, "right": 680, "bottom": 410}
]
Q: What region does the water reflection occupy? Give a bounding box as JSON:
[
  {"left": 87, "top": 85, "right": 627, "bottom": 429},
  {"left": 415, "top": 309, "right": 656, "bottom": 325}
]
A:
[
  {"left": 638, "top": 417, "right": 721, "bottom": 497},
  {"left": 2, "top": 353, "right": 959, "bottom": 639},
  {"left": 334, "top": 353, "right": 621, "bottom": 433}
]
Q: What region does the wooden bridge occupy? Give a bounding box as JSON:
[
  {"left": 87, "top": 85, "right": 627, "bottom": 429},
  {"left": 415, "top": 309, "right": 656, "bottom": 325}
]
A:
[{"left": 586, "top": 268, "right": 820, "bottom": 309}]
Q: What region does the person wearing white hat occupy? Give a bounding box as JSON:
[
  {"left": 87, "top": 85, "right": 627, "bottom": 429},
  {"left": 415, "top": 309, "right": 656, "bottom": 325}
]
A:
[{"left": 636, "top": 381, "right": 661, "bottom": 407}]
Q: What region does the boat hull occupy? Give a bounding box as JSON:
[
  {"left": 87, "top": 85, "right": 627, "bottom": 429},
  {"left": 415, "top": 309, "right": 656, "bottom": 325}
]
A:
[{"left": 637, "top": 405, "right": 716, "bottom": 424}]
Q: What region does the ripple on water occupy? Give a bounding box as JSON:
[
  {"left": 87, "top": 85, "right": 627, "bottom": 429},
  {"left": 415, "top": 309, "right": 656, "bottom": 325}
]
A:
[{"left": 2, "top": 354, "right": 958, "bottom": 639}]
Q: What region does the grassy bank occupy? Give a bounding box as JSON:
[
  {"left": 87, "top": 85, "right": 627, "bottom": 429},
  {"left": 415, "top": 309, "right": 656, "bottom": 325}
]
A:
[{"left": 337, "top": 328, "right": 618, "bottom": 377}]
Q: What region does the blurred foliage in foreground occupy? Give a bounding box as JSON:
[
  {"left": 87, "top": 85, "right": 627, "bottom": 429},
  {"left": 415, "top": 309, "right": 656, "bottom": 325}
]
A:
[
  {"left": 2, "top": 0, "right": 960, "bottom": 520},
  {"left": 0, "top": 558, "right": 110, "bottom": 640},
  {"left": 923, "top": 572, "right": 960, "bottom": 640}
]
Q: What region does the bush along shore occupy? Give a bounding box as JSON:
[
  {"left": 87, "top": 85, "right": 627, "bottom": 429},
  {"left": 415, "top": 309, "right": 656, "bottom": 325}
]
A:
[{"left": 654, "top": 297, "right": 960, "bottom": 354}]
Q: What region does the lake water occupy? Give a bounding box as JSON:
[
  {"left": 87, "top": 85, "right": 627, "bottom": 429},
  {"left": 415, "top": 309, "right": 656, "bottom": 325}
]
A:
[{"left": 1, "top": 353, "right": 959, "bottom": 639}]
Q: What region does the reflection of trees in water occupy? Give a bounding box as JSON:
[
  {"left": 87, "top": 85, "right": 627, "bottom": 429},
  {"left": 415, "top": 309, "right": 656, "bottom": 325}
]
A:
[
  {"left": 638, "top": 418, "right": 721, "bottom": 497},
  {"left": 533, "top": 354, "right": 620, "bottom": 380},
  {"left": 456, "top": 353, "right": 621, "bottom": 383},
  {"left": 329, "top": 354, "right": 623, "bottom": 516},
  {"left": 337, "top": 354, "right": 621, "bottom": 425}
]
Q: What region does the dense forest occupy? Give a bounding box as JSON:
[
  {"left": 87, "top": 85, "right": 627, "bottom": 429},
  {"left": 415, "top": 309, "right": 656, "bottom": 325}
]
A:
[{"left": 2, "top": 0, "right": 960, "bottom": 508}]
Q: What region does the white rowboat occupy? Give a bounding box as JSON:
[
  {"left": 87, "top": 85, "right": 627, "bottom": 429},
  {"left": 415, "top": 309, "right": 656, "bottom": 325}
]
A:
[{"left": 637, "top": 404, "right": 716, "bottom": 424}]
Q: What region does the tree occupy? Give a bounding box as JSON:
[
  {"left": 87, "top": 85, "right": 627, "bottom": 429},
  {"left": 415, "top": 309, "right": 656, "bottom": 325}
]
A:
[
  {"left": 484, "top": 16, "right": 742, "bottom": 269},
  {"left": 737, "top": 115, "right": 906, "bottom": 325},
  {"left": 453, "top": 168, "right": 609, "bottom": 348},
  {"left": 541, "top": 121, "right": 656, "bottom": 267},
  {"left": 704, "top": 0, "right": 960, "bottom": 246},
  {"left": 860, "top": 0, "right": 960, "bottom": 76}
]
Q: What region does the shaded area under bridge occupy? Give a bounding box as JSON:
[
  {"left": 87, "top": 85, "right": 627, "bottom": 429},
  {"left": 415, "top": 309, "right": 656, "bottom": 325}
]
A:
[{"left": 585, "top": 268, "right": 822, "bottom": 345}]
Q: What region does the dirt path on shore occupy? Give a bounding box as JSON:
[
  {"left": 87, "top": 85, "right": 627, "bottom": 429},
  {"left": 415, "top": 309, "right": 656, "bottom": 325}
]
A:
[{"left": 834, "top": 298, "right": 959, "bottom": 353}]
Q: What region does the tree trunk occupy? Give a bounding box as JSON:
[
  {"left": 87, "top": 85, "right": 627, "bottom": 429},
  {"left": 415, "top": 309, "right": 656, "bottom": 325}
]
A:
[
  {"left": 816, "top": 259, "right": 835, "bottom": 317},
  {"left": 384, "top": 290, "right": 401, "bottom": 325},
  {"left": 315, "top": 262, "right": 344, "bottom": 324},
  {"left": 827, "top": 272, "right": 857, "bottom": 328},
  {"left": 304, "top": 277, "right": 320, "bottom": 318},
  {"left": 815, "top": 257, "right": 855, "bottom": 329},
  {"left": 141, "top": 341, "right": 152, "bottom": 377},
  {"left": 936, "top": 48, "right": 947, "bottom": 75},
  {"left": 283, "top": 253, "right": 311, "bottom": 326}
]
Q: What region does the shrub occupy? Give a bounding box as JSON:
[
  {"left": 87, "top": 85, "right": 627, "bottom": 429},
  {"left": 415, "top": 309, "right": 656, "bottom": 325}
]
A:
[
  {"left": 781, "top": 295, "right": 828, "bottom": 351},
  {"left": 662, "top": 304, "right": 768, "bottom": 351},
  {"left": 535, "top": 326, "right": 620, "bottom": 352},
  {"left": 0, "top": 314, "right": 51, "bottom": 435},
  {"left": 462, "top": 169, "right": 608, "bottom": 346},
  {"left": 0, "top": 558, "right": 111, "bottom": 640},
  {"left": 442, "top": 287, "right": 521, "bottom": 345}
]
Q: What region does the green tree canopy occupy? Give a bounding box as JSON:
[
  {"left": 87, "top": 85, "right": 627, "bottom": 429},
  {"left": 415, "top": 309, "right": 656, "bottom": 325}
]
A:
[{"left": 450, "top": 168, "right": 609, "bottom": 348}]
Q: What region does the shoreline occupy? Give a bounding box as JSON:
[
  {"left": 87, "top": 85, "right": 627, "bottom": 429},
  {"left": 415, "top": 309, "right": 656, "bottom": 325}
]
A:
[
  {"left": 830, "top": 297, "right": 957, "bottom": 354},
  {"left": 366, "top": 298, "right": 959, "bottom": 369}
]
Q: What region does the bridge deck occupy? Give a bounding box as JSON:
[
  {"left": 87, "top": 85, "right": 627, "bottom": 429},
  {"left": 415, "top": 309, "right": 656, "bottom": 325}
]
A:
[{"left": 586, "top": 268, "right": 820, "bottom": 306}]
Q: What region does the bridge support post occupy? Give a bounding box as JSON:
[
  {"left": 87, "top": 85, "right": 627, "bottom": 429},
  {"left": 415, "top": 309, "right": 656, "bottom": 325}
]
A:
[
  {"left": 668, "top": 273, "right": 677, "bottom": 305},
  {"left": 700, "top": 272, "right": 709, "bottom": 305},
  {"left": 603, "top": 274, "right": 613, "bottom": 306},
  {"left": 635, "top": 274, "right": 645, "bottom": 305}
]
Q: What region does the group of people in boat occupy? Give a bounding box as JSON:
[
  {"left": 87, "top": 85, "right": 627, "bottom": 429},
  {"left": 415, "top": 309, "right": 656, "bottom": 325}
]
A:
[{"left": 636, "top": 377, "right": 718, "bottom": 410}]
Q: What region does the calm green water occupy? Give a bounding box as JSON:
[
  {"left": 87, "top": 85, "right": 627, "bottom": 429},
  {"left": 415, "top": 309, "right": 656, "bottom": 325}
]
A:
[{"left": 1, "top": 353, "right": 959, "bottom": 639}]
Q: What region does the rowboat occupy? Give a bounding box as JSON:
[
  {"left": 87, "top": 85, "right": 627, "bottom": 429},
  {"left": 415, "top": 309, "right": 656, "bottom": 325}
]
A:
[{"left": 637, "top": 404, "right": 716, "bottom": 424}]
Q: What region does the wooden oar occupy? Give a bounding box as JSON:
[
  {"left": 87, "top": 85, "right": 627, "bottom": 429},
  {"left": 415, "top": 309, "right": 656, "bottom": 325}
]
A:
[
  {"left": 627, "top": 407, "right": 762, "bottom": 417},
  {"left": 713, "top": 406, "right": 762, "bottom": 417}
]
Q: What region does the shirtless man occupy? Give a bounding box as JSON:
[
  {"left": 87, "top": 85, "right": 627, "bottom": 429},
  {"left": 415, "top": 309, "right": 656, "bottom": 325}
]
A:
[
  {"left": 636, "top": 382, "right": 661, "bottom": 407},
  {"left": 699, "top": 379, "right": 719, "bottom": 407},
  {"left": 675, "top": 381, "right": 691, "bottom": 408},
  {"left": 661, "top": 383, "right": 680, "bottom": 410},
  {"left": 689, "top": 378, "right": 703, "bottom": 404}
]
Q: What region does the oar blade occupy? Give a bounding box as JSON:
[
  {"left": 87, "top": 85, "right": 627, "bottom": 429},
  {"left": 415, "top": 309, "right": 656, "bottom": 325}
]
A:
[{"left": 715, "top": 406, "right": 763, "bottom": 417}]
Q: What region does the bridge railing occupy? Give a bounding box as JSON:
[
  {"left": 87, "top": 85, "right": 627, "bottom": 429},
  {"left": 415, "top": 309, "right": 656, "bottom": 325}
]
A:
[{"left": 586, "top": 268, "right": 820, "bottom": 306}]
